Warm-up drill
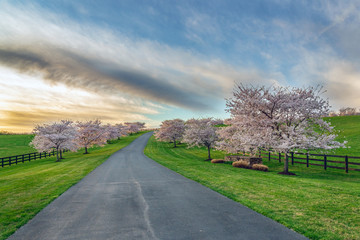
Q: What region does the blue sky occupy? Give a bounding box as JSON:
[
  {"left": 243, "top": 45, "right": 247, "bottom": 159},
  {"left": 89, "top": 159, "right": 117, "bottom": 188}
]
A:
[{"left": 0, "top": 0, "right": 360, "bottom": 132}]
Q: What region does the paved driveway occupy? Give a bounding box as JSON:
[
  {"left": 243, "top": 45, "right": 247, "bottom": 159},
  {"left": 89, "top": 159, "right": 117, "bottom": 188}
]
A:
[{"left": 9, "top": 132, "right": 307, "bottom": 240}]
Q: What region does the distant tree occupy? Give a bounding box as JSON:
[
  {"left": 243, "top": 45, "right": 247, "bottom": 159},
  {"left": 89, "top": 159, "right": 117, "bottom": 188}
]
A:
[
  {"left": 124, "top": 122, "right": 145, "bottom": 134},
  {"left": 217, "top": 84, "right": 345, "bottom": 175},
  {"left": 30, "top": 120, "right": 78, "bottom": 162},
  {"left": 104, "top": 124, "right": 120, "bottom": 140},
  {"left": 183, "top": 118, "right": 218, "bottom": 160},
  {"left": 134, "top": 122, "right": 146, "bottom": 130},
  {"left": 154, "top": 119, "right": 185, "bottom": 147},
  {"left": 75, "top": 120, "right": 108, "bottom": 154},
  {"left": 328, "top": 112, "right": 338, "bottom": 117},
  {"left": 115, "top": 123, "right": 129, "bottom": 139},
  {"left": 210, "top": 118, "right": 224, "bottom": 126},
  {"left": 0, "top": 130, "right": 11, "bottom": 135},
  {"left": 339, "top": 107, "right": 357, "bottom": 116}
]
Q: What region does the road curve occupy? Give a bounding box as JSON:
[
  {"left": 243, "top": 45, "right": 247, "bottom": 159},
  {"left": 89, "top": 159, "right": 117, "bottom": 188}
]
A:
[{"left": 9, "top": 132, "right": 307, "bottom": 240}]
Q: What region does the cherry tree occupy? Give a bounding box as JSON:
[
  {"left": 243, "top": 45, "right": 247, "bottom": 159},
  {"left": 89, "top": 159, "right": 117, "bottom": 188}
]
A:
[
  {"left": 154, "top": 119, "right": 185, "bottom": 147},
  {"left": 105, "top": 123, "right": 131, "bottom": 140},
  {"left": 104, "top": 124, "right": 120, "bottom": 140},
  {"left": 30, "top": 120, "right": 78, "bottom": 162},
  {"left": 339, "top": 107, "right": 357, "bottom": 116},
  {"left": 183, "top": 118, "right": 218, "bottom": 160},
  {"left": 135, "top": 122, "right": 146, "bottom": 130},
  {"left": 124, "top": 122, "right": 145, "bottom": 134},
  {"left": 217, "top": 84, "right": 345, "bottom": 175},
  {"left": 75, "top": 119, "right": 108, "bottom": 154},
  {"left": 115, "top": 123, "right": 129, "bottom": 139},
  {"left": 211, "top": 118, "right": 224, "bottom": 126}
]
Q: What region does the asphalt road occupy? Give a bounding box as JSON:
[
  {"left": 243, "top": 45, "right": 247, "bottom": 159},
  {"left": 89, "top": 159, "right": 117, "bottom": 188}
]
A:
[{"left": 9, "top": 132, "right": 307, "bottom": 240}]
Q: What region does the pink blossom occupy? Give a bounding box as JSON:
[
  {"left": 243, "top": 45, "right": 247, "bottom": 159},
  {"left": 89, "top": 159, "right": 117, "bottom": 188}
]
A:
[
  {"left": 30, "top": 120, "right": 78, "bottom": 162},
  {"left": 124, "top": 122, "right": 145, "bottom": 134},
  {"left": 183, "top": 118, "right": 218, "bottom": 160},
  {"left": 75, "top": 119, "right": 108, "bottom": 154},
  {"left": 154, "top": 119, "right": 185, "bottom": 147},
  {"left": 217, "top": 84, "right": 346, "bottom": 174}
]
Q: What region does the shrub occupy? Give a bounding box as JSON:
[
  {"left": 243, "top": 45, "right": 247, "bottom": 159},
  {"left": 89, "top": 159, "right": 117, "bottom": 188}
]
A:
[
  {"left": 211, "top": 159, "right": 225, "bottom": 163},
  {"left": 252, "top": 164, "right": 269, "bottom": 172},
  {"left": 232, "top": 160, "right": 250, "bottom": 169}
]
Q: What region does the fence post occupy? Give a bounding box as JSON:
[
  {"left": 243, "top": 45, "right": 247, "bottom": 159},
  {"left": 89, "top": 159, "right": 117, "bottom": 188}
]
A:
[
  {"left": 34, "top": 152, "right": 37, "bottom": 160},
  {"left": 291, "top": 152, "right": 294, "bottom": 165},
  {"left": 345, "top": 156, "right": 348, "bottom": 173},
  {"left": 279, "top": 153, "right": 281, "bottom": 163},
  {"left": 324, "top": 155, "right": 327, "bottom": 170},
  {"left": 306, "top": 153, "right": 309, "bottom": 167},
  {"left": 268, "top": 152, "right": 271, "bottom": 161}
]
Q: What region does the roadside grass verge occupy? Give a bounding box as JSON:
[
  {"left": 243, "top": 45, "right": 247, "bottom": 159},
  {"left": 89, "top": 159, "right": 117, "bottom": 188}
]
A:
[
  {"left": 0, "top": 132, "right": 145, "bottom": 240},
  {"left": 144, "top": 137, "right": 360, "bottom": 240},
  {"left": 0, "top": 135, "right": 35, "bottom": 157}
]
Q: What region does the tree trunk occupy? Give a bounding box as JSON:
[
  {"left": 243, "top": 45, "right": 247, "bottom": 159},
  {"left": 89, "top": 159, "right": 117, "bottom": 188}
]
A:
[
  {"left": 278, "top": 151, "right": 295, "bottom": 175},
  {"left": 284, "top": 152, "right": 289, "bottom": 173},
  {"left": 60, "top": 149, "right": 63, "bottom": 159},
  {"left": 207, "top": 146, "right": 212, "bottom": 161},
  {"left": 173, "top": 139, "right": 177, "bottom": 148},
  {"left": 56, "top": 147, "right": 60, "bottom": 162},
  {"left": 84, "top": 146, "right": 88, "bottom": 154}
]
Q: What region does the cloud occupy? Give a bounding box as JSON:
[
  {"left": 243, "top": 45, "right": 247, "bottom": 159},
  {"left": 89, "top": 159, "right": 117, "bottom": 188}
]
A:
[
  {"left": 321, "top": 60, "right": 360, "bottom": 109},
  {"left": 0, "top": 47, "right": 211, "bottom": 110},
  {"left": 318, "top": 1, "right": 360, "bottom": 36},
  {"left": 0, "top": 67, "right": 160, "bottom": 132},
  {"left": 0, "top": 1, "right": 266, "bottom": 112},
  {"left": 182, "top": 10, "right": 224, "bottom": 44}
]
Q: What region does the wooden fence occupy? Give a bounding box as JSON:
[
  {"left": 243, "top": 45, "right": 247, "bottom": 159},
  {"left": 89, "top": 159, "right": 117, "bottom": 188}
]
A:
[
  {"left": 259, "top": 150, "right": 360, "bottom": 173},
  {"left": 1, "top": 149, "right": 69, "bottom": 168}
]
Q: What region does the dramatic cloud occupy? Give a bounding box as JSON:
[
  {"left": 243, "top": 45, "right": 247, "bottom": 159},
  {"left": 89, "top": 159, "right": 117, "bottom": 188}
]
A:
[
  {"left": 0, "top": 47, "right": 210, "bottom": 110},
  {"left": 0, "top": 67, "right": 160, "bottom": 132},
  {"left": 0, "top": 2, "right": 264, "bottom": 112}
]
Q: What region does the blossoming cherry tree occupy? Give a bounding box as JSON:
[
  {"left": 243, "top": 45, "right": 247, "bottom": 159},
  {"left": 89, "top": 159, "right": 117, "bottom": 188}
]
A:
[{"left": 30, "top": 120, "right": 78, "bottom": 162}]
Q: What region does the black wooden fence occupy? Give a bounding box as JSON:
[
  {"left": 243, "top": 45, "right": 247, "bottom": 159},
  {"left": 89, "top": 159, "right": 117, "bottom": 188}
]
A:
[
  {"left": 258, "top": 150, "right": 360, "bottom": 173},
  {"left": 1, "top": 149, "right": 69, "bottom": 168}
]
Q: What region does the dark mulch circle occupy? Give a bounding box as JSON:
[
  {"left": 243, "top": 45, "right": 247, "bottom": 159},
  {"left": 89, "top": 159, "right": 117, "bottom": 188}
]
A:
[{"left": 278, "top": 171, "right": 296, "bottom": 176}]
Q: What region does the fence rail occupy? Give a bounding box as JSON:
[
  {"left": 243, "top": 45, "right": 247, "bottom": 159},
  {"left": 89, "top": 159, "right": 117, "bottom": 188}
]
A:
[
  {"left": 260, "top": 150, "right": 360, "bottom": 173},
  {"left": 1, "top": 149, "right": 69, "bottom": 168}
]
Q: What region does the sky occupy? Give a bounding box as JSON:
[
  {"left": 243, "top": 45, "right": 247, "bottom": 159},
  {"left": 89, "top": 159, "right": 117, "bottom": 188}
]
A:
[{"left": 1, "top": 0, "right": 360, "bottom": 133}]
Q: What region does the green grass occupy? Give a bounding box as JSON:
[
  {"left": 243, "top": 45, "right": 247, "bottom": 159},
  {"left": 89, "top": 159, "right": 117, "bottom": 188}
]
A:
[
  {"left": 0, "top": 132, "right": 145, "bottom": 240},
  {"left": 145, "top": 135, "right": 360, "bottom": 239},
  {"left": 325, "top": 115, "right": 360, "bottom": 156},
  {"left": 0, "top": 134, "right": 36, "bottom": 157}
]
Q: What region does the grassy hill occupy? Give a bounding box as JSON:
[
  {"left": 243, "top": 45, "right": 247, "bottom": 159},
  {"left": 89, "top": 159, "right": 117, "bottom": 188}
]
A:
[
  {"left": 0, "top": 134, "right": 36, "bottom": 157},
  {"left": 325, "top": 115, "right": 360, "bottom": 156}
]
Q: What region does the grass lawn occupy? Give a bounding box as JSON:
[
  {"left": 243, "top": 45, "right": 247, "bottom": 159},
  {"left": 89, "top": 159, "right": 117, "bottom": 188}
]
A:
[
  {"left": 325, "top": 115, "right": 360, "bottom": 156},
  {"left": 0, "top": 134, "right": 36, "bottom": 157},
  {"left": 0, "top": 132, "right": 145, "bottom": 240},
  {"left": 144, "top": 136, "right": 360, "bottom": 240}
]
